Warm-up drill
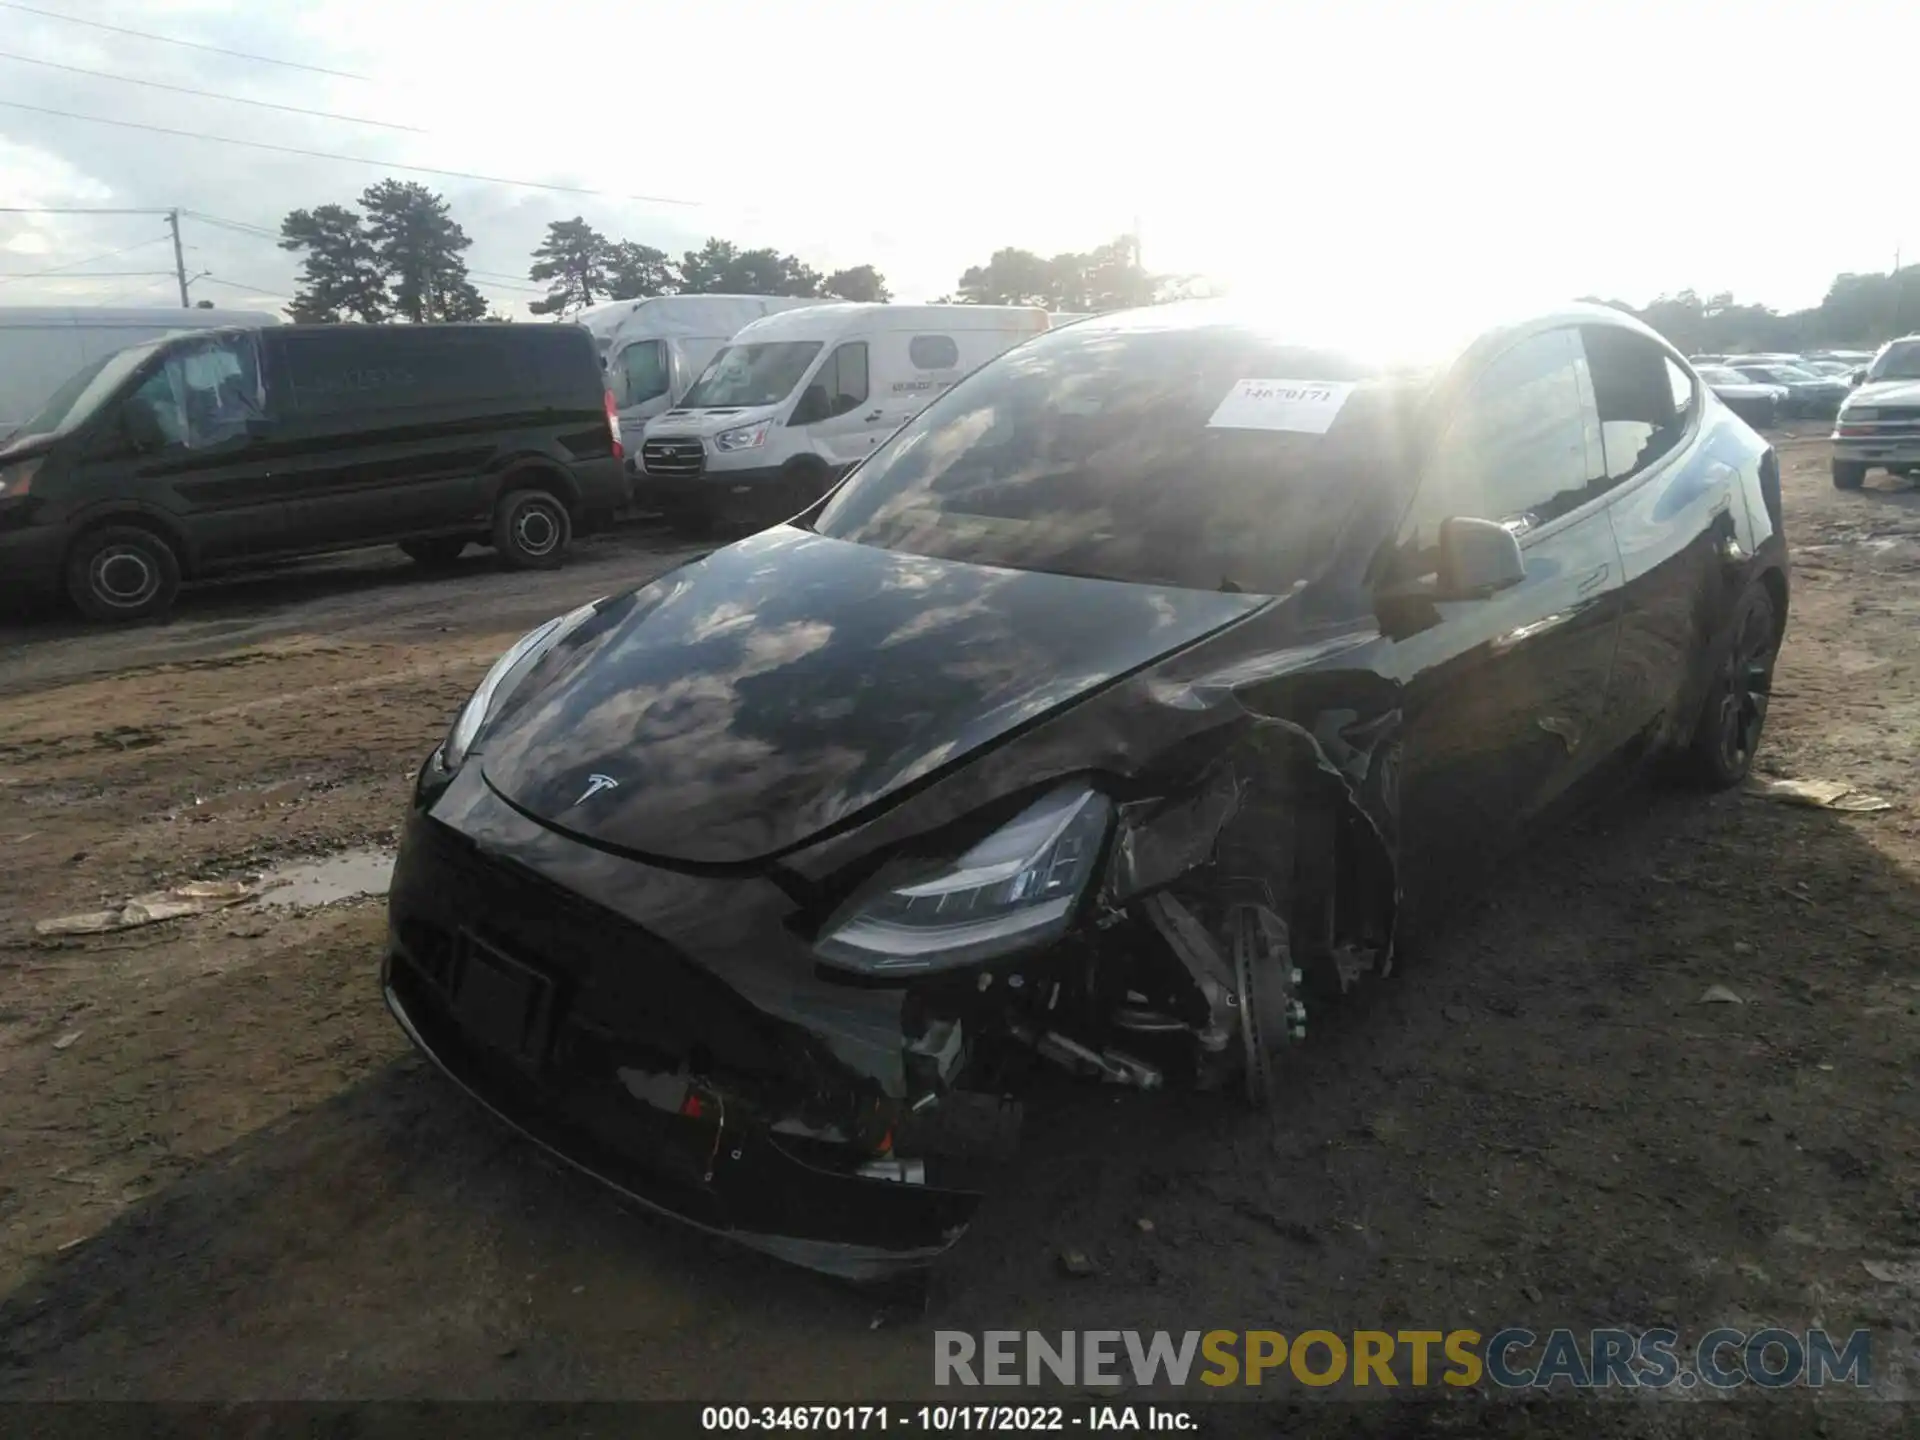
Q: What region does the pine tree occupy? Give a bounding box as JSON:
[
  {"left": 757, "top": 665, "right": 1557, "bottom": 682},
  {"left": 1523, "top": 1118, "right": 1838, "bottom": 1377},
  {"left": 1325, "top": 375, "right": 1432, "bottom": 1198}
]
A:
[
  {"left": 279, "top": 204, "right": 387, "bottom": 323},
  {"left": 361, "top": 180, "right": 483, "bottom": 323},
  {"left": 528, "top": 218, "right": 612, "bottom": 316}
]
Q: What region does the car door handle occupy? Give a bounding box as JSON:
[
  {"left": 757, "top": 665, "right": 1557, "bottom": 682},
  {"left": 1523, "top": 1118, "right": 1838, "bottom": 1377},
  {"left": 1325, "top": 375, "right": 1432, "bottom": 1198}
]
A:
[
  {"left": 863, "top": 409, "right": 884, "bottom": 422},
  {"left": 1575, "top": 562, "right": 1610, "bottom": 596}
]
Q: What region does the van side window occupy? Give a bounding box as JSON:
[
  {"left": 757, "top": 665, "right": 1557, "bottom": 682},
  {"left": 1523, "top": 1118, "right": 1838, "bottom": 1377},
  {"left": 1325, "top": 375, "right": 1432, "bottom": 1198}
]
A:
[
  {"left": 617, "top": 341, "right": 669, "bottom": 407},
  {"left": 798, "top": 342, "right": 868, "bottom": 421},
  {"left": 124, "top": 333, "right": 264, "bottom": 451},
  {"left": 1581, "top": 325, "right": 1692, "bottom": 486},
  {"left": 909, "top": 335, "right": 959, "bottom": 370},
  {"left": 283, "top": 331, "right": 515, "bottom": 415}
]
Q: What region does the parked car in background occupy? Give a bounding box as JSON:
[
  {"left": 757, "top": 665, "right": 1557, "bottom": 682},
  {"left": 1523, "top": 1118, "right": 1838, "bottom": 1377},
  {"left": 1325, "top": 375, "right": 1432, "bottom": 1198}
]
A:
[
  {"left": 636, "top": 303, "right": 1051, "bottom": 532},
  {"left": 0, "top": 305, "right": 278, "bottom": 438},
  {"left": 0, "top": 322, "right": 625, "bottom": 621},
  {"left": 1832, "top": 335, "right": 1920, "bottom": 489},
  {"left": 1726, "top": 361, "right": 1852, "bottom": 418},
  {"left": 385, "top": 298, "right": 1787, "bottom": 1277},
  {"left": 1794, "top": 358, "right": 1857, "bottom": 378},
  {"left": 1696, "top": 364, "right": 1787, "bottom": 428},
  {"left": 576, "top": 295, "right": 834, "bottom": 455}
]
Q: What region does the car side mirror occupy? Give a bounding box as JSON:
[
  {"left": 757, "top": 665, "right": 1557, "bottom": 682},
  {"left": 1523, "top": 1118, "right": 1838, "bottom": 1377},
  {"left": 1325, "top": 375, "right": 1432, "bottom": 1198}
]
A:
[
  {"left": 1437, "top": 516, "right": 1526, "bottom": 599},
  {"left": 1852, "top": 369, "right": 1867, "bottom": 387}
]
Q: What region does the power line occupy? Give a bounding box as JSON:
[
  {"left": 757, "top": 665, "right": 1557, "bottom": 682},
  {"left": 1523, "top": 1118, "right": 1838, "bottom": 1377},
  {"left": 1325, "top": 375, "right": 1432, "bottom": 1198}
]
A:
[
  {"left": 0, "top": 100, "right": 700, "bottom": 206},
  {"left": 182, "top": 210, "right": 281, "bottom": 239},
  {"left": 0, "top": 234, "right": 172, "bottom": 285},
  {"left": 0, "top": 206, "right": 171, "bottom": 215},
  {"left": 0, "top": 50, "right": 424, "bottom": 131},
  {"left": 0, "top": 1, "right": 373, "bottom": 82},
  {"left": 0, "top": 269, "right": 174, "bottom": 278},
  {"left": 196, "top": 275, "right": 289, "bottom": 299}
]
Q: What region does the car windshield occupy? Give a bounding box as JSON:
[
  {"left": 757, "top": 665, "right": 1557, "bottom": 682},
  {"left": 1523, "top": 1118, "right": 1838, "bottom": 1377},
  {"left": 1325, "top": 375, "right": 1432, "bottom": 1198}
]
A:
[
  {"left": 1698, "top": 367, "right": 1746, "bottom": 384},
  {"left": 13, "top": 342, "right": 158, "bottom": 440},
  {"left": 1756, "top": 365, "right": 1819, "bottom": 382},
  {"left": 680, "top": 341, "right": 822, "bottom": 408},
  {"left": 812, "top": 321, "right": 1425, "bottom": 596},
  {"left": 1869, "top": 341, "right": 1920, "bottom": 382}
]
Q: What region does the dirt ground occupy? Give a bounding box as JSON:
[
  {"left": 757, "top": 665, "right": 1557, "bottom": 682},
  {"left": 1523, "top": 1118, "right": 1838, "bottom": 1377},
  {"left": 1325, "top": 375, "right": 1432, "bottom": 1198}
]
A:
[{"left": 4, "top": 449, "right": 1920, "bottom": 1432}]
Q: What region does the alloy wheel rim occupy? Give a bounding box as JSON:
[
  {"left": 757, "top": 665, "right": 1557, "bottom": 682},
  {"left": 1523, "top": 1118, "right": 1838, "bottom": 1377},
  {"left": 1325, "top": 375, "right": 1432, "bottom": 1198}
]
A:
[{"left": 1717, "top": 606, "right": 1774, "bottom": 773}]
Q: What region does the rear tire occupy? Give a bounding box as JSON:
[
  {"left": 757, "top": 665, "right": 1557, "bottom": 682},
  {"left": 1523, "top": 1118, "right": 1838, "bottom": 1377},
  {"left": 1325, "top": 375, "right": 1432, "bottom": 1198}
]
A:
[
  {"left": 492, "top": 488, "right": 572, "bottom": 570},
  {"left": 400, "top": 537, "right": 468, "bottom": 567},
  {"left": 65, "top": 524, "right": 182, "bottom": 623},
  {"left": 1676, "top": 583, "right": 1779, "bottom": 790},
  {"left": 1832, "top": 460, "right": 1867, "bottom": 490}
]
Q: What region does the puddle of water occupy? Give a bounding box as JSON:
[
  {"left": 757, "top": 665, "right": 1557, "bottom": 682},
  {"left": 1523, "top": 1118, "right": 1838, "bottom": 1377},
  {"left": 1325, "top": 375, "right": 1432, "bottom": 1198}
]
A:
[{"left": 256, "top": 849, "right": 396, "bottom": 908}]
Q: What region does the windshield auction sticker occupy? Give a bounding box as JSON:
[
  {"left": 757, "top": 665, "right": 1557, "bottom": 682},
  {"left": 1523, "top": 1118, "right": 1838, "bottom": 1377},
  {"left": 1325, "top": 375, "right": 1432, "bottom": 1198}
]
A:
[{"left": 1206, "top": 379, "right": 1356, "bottom": 434}]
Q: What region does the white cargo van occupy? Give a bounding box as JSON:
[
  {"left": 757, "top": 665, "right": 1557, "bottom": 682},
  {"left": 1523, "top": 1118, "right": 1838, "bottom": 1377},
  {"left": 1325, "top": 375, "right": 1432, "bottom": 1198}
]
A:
[
  {"left": 636, "top": 302, "right": 1048, "bottom": 530},
  {"left": 576, "top": 294, "right": 834, "bottom": 449},
  {"left": 0, "top": 306, "right": 277, "bottom": 437}
]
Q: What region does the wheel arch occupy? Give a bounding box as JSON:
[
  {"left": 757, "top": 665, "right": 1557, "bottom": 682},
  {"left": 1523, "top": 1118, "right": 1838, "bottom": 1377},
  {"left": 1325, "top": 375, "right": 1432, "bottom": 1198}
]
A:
[
  {"left": 62, "top": 503, "right": 198, "bottom": 577},
  {"left": 488, "top": 455, "right": 580, "bottom": 515}
]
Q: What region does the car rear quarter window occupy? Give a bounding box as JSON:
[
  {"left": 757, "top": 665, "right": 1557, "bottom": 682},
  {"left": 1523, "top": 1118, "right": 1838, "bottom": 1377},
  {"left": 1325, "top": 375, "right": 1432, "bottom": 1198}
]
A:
[{"left": 813, "top": 323, "right": 1424, "bottom": 595}]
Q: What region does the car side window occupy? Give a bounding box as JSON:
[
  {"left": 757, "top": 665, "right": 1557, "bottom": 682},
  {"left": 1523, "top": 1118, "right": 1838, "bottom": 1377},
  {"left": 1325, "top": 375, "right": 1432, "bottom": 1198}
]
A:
[
  {"left": 1581, "top": 326, "right": 1692, "bottom": 486},
  {"left": 1388, "top": 328, "right": 1599, "bottom": 579},
  {"left": 125, "top": 334, "right": 263, "bottom": 451}
]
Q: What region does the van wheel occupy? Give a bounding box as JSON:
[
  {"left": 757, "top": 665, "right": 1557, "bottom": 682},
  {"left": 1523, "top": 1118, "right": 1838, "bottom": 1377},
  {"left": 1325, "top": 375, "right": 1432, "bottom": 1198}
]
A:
[
  {"left": 66, "top": 525, "right": 182, "bottom": 623},
  {"left": 400, "top": 537, "right": 468, "bottom": 568},
  {"left": 493, "top": 488, "right": 572, "bottom": 570}
]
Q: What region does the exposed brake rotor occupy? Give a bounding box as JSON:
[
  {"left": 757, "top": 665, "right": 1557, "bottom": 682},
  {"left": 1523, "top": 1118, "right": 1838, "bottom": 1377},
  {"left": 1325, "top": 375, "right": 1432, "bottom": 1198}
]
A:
[{"left": 1231, "top": 903, "right": 1304, "bottom": 1109}]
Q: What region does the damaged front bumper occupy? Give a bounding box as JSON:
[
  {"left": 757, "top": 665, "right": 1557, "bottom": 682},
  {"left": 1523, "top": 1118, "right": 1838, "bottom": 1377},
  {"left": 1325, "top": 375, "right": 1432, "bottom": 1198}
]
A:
[{"left": 383, "top": 783, "right": 983, "bottom": 1281}]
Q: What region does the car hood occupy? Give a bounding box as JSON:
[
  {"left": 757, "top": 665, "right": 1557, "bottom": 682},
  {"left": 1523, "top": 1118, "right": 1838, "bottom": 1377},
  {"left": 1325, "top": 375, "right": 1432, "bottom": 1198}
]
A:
[
  {"left": 644, "top": 402, "right": 783, "bottom": 440},
  {"left": 0, "top": 431, "right": 55, "bottom": 463},
  {"left": 1851, "top": 379, "right": 1920, "bottom": 407},
  {"left": 1708, "top": 381, "right": 1781, "bottom": 400},
  {"left": 479, "top": 526, "right": 1268, "bottom": 864}
]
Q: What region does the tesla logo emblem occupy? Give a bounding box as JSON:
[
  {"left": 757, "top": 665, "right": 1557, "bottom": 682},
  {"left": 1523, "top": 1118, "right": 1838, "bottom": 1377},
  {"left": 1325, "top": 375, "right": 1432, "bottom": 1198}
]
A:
[{"left": 571, "top": 773, "right": 620, "bottom": 807}]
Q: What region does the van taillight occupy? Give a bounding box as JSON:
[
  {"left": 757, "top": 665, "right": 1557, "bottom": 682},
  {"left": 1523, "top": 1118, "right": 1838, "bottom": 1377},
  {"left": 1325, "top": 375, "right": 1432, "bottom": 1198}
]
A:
[{"left": 604, "top": 390, "right": 623, "bottom": 460}]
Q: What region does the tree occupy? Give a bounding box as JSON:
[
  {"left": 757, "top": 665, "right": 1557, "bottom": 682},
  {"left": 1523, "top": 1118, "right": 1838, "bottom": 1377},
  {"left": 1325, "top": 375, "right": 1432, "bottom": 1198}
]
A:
[
  {"left": 361, "top": 180, "right": 486, "bottom": 323},
  {"left": 955, "top": 247, "right": 1057, "bottom": 307},
  {"left": 679, "top": 238, "right": 822, "bottom": 296},
  {"left": 279, "top": 203, "right": 388, "bottom": 323},
  {"left": 528, "top": 217, "right": 613, "bottom": 316},
  {"left": 606, "top": 241, "right": 679, "bottom": 300},
  {"left": 824, "top": 264, "right": 890, "bottom": 302}
]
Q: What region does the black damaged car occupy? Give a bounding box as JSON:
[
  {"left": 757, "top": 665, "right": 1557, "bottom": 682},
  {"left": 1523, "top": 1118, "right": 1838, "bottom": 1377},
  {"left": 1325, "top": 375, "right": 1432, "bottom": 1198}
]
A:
[{"left": 384, "top": 301, "right": 1788, "bottom": 1279}]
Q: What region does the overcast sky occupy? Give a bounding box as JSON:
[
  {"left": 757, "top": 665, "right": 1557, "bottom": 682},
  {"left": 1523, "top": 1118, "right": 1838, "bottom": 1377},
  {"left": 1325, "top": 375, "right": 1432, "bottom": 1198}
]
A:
[{"left": 1, "top": 0, "right": 1912, "bottom": 322}]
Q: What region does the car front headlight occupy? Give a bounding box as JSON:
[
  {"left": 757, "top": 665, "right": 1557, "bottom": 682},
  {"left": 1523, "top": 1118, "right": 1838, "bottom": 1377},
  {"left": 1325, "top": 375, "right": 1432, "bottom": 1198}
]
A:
[
  {"left": 713, "top": 421, "right": 771, "bottom": 453},
  {"left": 814, "top": 783, "right": 1113, "bottom": 975},
  {"left": 441, "top": 602, "right": 597, "bottom": 771},
  {"left": 0, "top": 455, "right": 42, "bottom": 498}
]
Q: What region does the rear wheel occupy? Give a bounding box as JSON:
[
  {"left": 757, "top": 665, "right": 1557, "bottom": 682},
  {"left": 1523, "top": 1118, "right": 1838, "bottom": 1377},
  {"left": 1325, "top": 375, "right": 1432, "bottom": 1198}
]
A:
[
  {"left": 492, "top": 488, "right": 572, "bottom": 570},
  {"left": 1833, "top": 460, "right": 1867, "bottom": 490},
  {"left": 399, "top": 537, "right": 468, "bottom": 567},
  {"left": 1678, "top": 583, "right": 1779, "bottom": 789},
  {"left": 65, "top": 524, "right": 182, "bottom": 623}
]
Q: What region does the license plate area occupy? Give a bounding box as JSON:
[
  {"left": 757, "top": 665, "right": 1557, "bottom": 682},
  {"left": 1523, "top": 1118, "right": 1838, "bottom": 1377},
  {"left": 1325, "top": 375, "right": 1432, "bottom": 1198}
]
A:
[{"left": 452, "top": 934, "right": 557, "bottom": 1066}]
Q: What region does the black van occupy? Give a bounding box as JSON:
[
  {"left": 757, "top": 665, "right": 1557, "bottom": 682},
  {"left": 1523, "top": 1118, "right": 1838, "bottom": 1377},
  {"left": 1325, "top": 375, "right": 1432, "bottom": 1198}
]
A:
[{"left": 0, "top": 322, "right": 627, "bottom": 621}]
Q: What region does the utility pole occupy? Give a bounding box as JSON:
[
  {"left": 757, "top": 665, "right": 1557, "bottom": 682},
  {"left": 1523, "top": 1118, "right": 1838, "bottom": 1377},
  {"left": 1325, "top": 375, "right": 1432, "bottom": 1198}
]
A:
[{"left": 167, "top": 209, "right": 189, "bottom": 307}]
